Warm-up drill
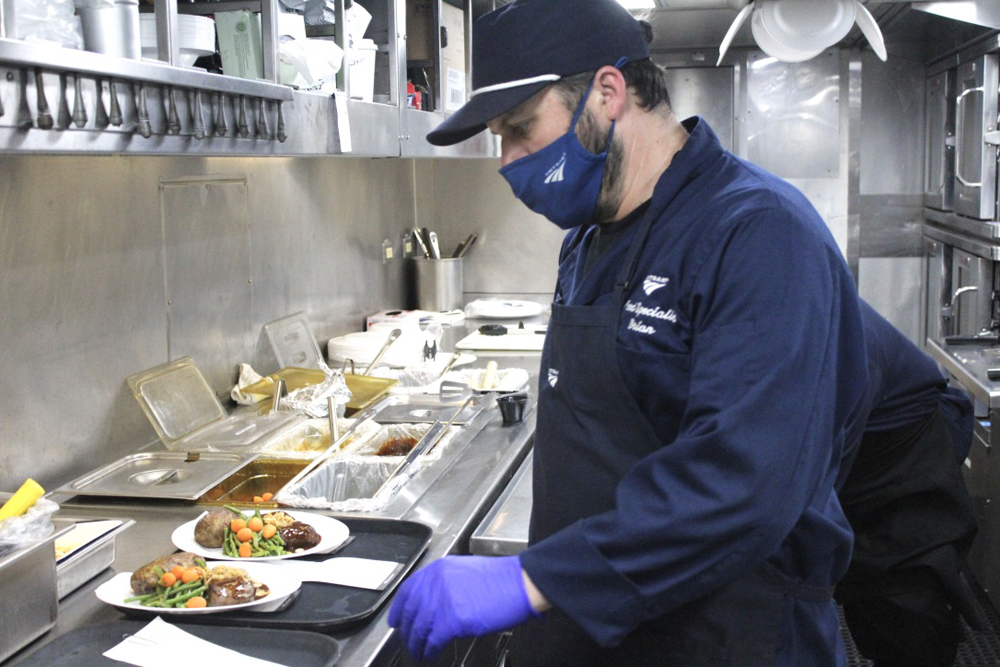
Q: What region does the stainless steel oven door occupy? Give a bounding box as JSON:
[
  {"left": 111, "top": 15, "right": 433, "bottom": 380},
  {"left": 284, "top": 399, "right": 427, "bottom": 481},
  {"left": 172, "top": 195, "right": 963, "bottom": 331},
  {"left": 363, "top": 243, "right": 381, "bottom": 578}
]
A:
[
  {"left": 954, "top": 54, "right": 999, "bottom": 221},
  {"left": 924, "top": 69, "right": 956, "bottom": 211},
  {"left": 951, "top": 248, "right": 995, "bottom": 336},
  {"left": 923, "top": 235, "right": 951, "bottom": 341}
]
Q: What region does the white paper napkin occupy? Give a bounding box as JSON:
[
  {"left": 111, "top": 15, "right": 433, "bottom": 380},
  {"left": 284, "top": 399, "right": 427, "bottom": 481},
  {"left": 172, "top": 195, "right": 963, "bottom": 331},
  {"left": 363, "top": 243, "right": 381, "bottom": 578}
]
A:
[
  {"left": 273, "top": 557, "right": 401, "bottom": 590},
  {"left": 103, "top": 617, "right": 288, "bottom": 667}
]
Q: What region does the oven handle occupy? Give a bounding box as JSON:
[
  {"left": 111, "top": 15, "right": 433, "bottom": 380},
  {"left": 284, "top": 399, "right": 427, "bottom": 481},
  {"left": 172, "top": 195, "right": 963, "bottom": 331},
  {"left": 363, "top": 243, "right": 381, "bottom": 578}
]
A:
[{"left": 955, "top": 85, "right": 985, "bottom": 188}]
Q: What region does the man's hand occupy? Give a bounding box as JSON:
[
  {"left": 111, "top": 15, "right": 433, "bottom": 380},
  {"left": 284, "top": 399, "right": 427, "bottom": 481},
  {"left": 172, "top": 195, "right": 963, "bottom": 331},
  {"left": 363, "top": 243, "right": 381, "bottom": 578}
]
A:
[{"left": 388, "top": 555, "right": 542, "bottom": 661}]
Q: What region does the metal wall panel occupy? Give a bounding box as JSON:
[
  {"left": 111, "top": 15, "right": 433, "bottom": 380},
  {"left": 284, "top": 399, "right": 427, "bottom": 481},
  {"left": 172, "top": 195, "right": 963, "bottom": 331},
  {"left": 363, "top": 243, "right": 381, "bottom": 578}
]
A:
[
  {"left": 659, "top": 65, "right": 735, "bottom": 152},
  {"left": 160, "top": 177, "right": 254, "bottom": 395},
  {"left": 413, "top": 157, "right": 564, "bottom": 297},
  {"left": 0, "top": 154, "right": 414, "bottom": 492},
  {"left": 745, "top": 50, "right": 841, "bottom": 180}
]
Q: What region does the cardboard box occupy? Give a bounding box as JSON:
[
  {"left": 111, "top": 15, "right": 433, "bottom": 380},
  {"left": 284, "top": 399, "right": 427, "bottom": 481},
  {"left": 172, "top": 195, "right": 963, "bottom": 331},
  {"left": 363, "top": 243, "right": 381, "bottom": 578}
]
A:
[
  {"left": 440, "top": 3, "right": 466, "bottom": 112},
  {"left": 406, "top": 0, "right": 436, "bottom": 62},
  {"left": 216, "top": 10, "right": 264, "bottom": 80}
]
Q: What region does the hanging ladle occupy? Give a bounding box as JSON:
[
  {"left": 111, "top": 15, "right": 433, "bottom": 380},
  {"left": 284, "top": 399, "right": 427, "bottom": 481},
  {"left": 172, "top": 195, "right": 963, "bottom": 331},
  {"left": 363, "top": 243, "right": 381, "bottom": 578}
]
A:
[{"left": 363, "top": 329, "right": 402, "bottom": 376}]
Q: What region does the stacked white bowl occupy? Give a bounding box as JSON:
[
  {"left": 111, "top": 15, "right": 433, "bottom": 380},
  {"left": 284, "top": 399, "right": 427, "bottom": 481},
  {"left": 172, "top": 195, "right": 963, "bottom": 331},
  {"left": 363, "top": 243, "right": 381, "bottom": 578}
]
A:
[{"left": 139, "top": 14, "right": 216, "bottom": 67}]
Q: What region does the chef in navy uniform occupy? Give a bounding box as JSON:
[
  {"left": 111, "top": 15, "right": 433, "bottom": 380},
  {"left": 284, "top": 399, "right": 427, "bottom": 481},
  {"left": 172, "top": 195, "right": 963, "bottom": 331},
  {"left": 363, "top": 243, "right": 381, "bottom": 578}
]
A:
[
  {"left": 389, "top": 1, "right": 869, "bottom": 665},
  {"left": 835, "top": 301, "right": 981, "bottom": 666}
]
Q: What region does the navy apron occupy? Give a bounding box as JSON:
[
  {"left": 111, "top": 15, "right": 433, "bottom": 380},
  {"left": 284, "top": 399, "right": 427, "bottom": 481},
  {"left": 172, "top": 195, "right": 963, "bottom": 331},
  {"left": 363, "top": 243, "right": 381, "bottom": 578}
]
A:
[{"left": 510, "top": 205, "right": 836, "bottom": 666}]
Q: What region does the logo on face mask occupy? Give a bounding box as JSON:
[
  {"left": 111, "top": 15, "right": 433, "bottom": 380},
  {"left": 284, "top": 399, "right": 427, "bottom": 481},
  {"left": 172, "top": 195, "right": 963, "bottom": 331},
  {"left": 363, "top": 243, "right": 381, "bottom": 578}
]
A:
[
  {"left": 547, "top": 368, "right": 559, "bottom": 388},
  {"left": 543, "top": 153, "right": 567, "bottom": 184},
  {"left": 642, "top": 275, "right": 669, "bottom": 296}
]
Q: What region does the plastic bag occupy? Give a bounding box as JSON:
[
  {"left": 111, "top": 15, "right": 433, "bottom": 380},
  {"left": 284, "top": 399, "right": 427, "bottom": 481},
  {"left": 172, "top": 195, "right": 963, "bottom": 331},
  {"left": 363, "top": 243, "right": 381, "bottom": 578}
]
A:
[
  {"left": 0, "top": 494, "right": 59, "bottom": 558},
  {"left": 259, "top": 417, "right": 381, "bottom": 459},
  {"left": 278, "top": 36, "right": 344, "bottom": 93},
  {"left": 7, "top": 0, "right": 83, "bottom": 48}
]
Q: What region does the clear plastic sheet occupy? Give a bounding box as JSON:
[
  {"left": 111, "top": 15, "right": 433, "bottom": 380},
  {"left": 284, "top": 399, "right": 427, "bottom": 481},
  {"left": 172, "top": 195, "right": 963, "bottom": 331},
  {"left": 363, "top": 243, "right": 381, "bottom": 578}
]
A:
[
  {"left": 258, "top": 417, "right": 382, "bottom": 459},
  {"left": 275, "top": 423, "right": 458, "bottom": 512},
  {"left": 0, "top": 494, "right": 59, "bottom": 558},
  {"left": 9, "top": 0, "right": 84, "bottom": 48}
]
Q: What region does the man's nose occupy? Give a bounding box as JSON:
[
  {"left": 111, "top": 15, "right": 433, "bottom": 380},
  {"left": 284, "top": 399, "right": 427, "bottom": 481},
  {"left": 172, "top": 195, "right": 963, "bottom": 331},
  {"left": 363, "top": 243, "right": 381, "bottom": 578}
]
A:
[{"left": 500, "top": 141, "right": 527, "bottom": 168}]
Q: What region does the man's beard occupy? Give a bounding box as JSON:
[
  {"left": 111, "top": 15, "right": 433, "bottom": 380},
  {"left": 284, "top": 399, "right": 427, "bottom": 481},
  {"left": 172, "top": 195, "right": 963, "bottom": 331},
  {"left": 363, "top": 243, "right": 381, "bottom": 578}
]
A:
[{"left": 577, "top": 108, "right": 625, "bottom": 223}]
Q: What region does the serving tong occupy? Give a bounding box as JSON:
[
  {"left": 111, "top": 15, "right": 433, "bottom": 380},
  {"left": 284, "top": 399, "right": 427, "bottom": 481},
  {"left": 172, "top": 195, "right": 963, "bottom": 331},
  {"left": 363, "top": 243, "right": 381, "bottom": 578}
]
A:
[
  {"left": 280, "top": 406, "right": 381, "bottom": 493},
  {"left": 371, "top": 393, "right": 477, "bottom": 499}
]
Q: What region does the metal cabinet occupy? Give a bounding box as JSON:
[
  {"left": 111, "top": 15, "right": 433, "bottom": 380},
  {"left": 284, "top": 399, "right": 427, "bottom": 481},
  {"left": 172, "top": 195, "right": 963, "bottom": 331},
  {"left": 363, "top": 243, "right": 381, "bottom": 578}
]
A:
[
  {"left": 399, "top": 0, "right": 497, "bottom": 157},
  {"left": 0, "top": 0, "right": 497, "bottom": 157},
  {"left": 954, "top": 54, "right": 999, "bottom": 220},
  {"left": 923, "top": 235, "right": 952, "bottom": 342},
  {"left": 924, "top": 69, "right": 956, "bottom": 211},
  {"left": 952, "top": 247, "right": 996, "bottom": 336}
]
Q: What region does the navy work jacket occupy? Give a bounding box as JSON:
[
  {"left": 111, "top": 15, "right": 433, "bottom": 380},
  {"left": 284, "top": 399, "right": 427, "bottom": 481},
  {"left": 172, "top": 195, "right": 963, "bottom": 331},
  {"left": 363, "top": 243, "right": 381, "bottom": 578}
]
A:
[{"left": 519, "top": 118, "right": 869, "bottom": 663}]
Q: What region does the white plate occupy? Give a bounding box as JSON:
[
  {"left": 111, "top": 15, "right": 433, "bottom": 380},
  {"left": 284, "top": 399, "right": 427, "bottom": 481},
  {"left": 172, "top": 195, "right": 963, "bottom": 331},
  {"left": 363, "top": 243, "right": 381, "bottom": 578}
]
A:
[
  {"left": 96, "top": 560, "right": 300, "bottom": 615},
  {"left": 464, "top": 299, "right": 545, "bottom": 320},
  {"left": 171, "top": 510, "right": 350, "bottom": 562}
]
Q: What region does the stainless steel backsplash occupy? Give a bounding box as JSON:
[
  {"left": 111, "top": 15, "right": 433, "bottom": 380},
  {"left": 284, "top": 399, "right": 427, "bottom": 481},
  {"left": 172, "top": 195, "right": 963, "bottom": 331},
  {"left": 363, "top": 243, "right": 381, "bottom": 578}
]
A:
[{"left": 0, "top": 154, "right": 414, "bottom": 490}]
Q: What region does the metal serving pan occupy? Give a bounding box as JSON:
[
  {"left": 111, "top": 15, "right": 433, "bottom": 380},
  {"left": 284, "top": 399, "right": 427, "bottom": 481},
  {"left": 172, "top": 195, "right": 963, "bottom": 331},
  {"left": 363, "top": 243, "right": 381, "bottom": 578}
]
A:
[
  {"left": 54, "top": 451, "right": 253, "bottom": 501},
  {"left": 55, "top": 517, "right": 135, "bottom": 599}
]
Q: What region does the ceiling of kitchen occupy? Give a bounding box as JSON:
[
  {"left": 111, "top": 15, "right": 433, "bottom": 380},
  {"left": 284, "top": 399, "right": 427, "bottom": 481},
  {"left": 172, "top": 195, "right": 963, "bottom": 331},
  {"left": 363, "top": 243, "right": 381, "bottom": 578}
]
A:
[
  {"left": 472, "top": 1, "right": 999, "bottom": 66},
  {"left": 644, "top": 2, "right": 996, "bottom": 64}
]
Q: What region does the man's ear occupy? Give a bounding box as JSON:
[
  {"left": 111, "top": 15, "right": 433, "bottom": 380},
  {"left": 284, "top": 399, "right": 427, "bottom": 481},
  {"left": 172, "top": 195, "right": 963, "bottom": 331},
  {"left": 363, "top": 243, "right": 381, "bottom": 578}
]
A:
[{"left": 592, "top": 65, "right": 628, "bottom": 121}]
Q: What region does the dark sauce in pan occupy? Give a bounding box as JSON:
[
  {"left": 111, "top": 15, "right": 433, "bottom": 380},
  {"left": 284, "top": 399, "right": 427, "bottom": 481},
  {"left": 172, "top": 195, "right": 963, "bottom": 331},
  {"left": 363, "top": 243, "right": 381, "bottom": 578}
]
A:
[{"left": 375, "top": 437, "right": 419, "bottom": 456}]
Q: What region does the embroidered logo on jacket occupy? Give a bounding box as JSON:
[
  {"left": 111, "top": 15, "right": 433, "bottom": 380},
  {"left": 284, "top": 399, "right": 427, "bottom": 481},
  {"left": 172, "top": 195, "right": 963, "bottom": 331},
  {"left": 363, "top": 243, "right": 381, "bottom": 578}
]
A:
[
  {"left": 547, "top": 368, "right": 559, "bottom": 388},
  {"left": 544, "top": 154, "right": 567, "bottom": 184},
  {"left": 642, "top": 275, "right": 669, "bottom": 296}
]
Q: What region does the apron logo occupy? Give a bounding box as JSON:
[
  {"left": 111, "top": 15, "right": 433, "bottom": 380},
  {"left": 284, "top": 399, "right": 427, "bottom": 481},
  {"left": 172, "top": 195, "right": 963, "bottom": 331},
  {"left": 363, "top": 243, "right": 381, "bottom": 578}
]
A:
[
  {"left": 544, "top": 154, "right": 567, "bottom": 184},
  {"left": 547, "top": 368, "right": 559, "bottom": 388},
  {"left": 642, "top": 275, "right": 669, "bottom": 296}
]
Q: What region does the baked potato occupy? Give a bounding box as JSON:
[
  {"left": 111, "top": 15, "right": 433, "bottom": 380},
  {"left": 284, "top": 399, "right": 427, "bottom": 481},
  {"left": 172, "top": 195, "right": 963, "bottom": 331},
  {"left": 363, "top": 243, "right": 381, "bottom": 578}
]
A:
[{"left": 194, "top": 508, "right": 233, "bottom": 548}]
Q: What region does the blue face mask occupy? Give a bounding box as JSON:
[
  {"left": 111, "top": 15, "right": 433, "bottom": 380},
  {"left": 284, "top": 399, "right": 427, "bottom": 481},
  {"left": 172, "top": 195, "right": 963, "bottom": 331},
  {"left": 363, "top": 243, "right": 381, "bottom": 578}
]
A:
[{"left": 499, "top": 79, "right": 616, "bottom": 230}]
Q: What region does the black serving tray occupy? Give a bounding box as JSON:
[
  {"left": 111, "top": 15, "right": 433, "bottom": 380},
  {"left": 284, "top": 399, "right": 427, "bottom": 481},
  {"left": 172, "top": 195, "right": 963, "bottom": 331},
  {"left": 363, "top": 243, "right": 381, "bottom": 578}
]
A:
[
  {"left": 113, "top": 516, "right": 431, "bottom": 633},
  {"left": 11, "top": 620, "right": 341, "bottom": 666}
]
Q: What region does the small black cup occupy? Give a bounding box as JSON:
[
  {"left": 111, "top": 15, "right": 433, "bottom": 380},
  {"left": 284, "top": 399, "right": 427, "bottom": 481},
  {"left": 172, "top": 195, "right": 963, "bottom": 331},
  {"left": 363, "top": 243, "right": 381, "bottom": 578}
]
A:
[{"left": 496, "top": 392, "right": 528, "bottom": 425}]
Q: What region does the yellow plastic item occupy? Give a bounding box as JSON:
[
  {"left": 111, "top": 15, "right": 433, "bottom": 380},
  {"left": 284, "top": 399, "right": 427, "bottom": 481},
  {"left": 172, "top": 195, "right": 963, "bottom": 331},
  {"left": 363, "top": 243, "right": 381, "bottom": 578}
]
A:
[{"left": 0, "top": 479, "right": 45, "bottom": 522}]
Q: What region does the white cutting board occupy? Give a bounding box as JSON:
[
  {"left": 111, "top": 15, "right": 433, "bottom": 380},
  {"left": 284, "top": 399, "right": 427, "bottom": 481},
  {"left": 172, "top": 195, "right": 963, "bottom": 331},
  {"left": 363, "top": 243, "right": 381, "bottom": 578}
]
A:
[{"left": 455, "top": 328, "right": 547, "bottom": 352}]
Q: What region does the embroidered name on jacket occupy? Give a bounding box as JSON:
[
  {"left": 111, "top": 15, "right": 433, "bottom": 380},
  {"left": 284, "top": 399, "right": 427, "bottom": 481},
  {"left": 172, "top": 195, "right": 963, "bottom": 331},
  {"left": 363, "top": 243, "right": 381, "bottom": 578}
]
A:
[{"left": 624, "top": 298, "right": 677, "bottom": 337}]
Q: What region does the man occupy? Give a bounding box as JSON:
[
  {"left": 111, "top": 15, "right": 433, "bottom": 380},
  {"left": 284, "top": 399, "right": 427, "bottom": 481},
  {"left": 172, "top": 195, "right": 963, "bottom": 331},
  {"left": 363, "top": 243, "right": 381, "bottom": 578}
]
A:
[
  {"left": 835, "top": 300, "right": 981, "bottom": 666},
  {"left": 388, "top": 1, "right": 869, "bottom": 664}
]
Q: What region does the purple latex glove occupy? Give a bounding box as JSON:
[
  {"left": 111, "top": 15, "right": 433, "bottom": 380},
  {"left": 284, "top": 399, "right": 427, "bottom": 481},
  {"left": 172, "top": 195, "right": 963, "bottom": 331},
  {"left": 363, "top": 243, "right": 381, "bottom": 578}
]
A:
[{"left": 388, "top": 554, "right": 541, "bottom": 661}]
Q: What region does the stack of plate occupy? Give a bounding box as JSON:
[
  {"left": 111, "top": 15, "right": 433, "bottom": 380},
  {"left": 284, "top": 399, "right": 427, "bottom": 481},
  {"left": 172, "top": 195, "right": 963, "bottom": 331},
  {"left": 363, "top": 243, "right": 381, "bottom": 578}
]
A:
[{"left": 139, "top": 14, "right": 216, "bottom": 67}]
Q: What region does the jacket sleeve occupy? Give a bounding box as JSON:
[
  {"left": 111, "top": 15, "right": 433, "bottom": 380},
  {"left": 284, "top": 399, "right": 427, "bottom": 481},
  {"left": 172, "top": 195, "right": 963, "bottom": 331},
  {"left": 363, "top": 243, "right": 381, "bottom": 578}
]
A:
[{"left": 520, "top": 199, "right": 868, "bottom": 646}]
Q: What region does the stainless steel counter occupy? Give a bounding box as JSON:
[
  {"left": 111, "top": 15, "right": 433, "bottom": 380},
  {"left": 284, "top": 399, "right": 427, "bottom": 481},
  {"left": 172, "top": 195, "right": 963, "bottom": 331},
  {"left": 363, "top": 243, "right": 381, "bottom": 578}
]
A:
[
  {"left": 469, "top": 450, "right": 532, "bottom": 557},
  {"left": 926, "top": 337, "right": 1000, "bottom": 412},
  {"left": 4, "top": 346, "right": 541, "bottom": 667}
]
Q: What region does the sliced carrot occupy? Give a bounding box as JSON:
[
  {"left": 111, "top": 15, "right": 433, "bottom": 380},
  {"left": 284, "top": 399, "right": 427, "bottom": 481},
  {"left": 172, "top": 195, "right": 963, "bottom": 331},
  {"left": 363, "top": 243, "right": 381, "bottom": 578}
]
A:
[
  {"left": 261, "top": 492, "right": 274, "bottom": 501},
  {"left": 159, "top": 572, "right": 177, "bottom": 588},
  {"left": 170, "top": 565, "right": 185, "bottom": 579},
  {"left": 230, "top": 518, "right": 247, "bottom": 533},
  {"left": 248, "top": 516, "right": 264, "bottom": 532},
  {"left": 253, "top": 495, "right": 264, "bottom": 503},
  {"left": 236, "top": 527, "right": 254, "bottom": 543},
  {"left": 238, "top": 542, "right": 252, "bottom": 558},
  {"left": 180, "top": 568, "right": 202, "bottom": 584},
  {"left": 261, "top": 523, "right": 277, "bottom": 539},
  {"left": 186, "top": 596, "right": 208, "bottom": 608}
]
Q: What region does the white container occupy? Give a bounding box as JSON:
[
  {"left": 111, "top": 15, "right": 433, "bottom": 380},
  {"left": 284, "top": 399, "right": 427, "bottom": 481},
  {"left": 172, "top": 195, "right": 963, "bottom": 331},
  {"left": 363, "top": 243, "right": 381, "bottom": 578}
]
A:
[
  {"left": 139, "top": 14, "right": 215, "bottom": 67},
  {"left": 347, "top": 37, "right": 377, "bottom": 102},
  {"left": 78, "top": 0, "right": 141, "bottom": 59}
]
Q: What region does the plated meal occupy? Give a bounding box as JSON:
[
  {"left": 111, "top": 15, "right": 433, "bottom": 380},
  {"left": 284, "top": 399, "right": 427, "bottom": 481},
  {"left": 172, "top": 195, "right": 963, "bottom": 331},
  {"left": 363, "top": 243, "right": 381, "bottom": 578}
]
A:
[
  {"left": 95, "top": 552, "right": 301, "bottom": 614},
  {"left": 171, "top": 507, "right": 350, "bottom": 561}
]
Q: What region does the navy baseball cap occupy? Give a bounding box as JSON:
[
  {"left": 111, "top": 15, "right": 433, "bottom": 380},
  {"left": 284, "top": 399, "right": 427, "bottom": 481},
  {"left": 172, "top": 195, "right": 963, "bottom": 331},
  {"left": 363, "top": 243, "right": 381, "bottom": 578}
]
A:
[{"left": 426, "top": 0, "right": 650, "bottom": 146}]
